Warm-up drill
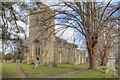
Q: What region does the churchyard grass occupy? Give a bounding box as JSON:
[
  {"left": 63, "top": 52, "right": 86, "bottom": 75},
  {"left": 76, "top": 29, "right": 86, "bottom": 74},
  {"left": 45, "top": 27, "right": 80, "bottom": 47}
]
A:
[
  {"left": 2, "top": 63, "right": 109, "bottom": 78},
  {"left": 58, "top": 63, "right": 89, "bottom": 70},
  {"left": 2, "top": 63, "right": 89, "bottom": 78},
  {"left": 18, "top": 63, "right": 74, "bottom": 78},
  {"left": 18, "top": 63, "right": 89, "bottom": 78},
  {"left": 98, "top": 66, "right": 107, "bottom": 72},
  {"left": 2, "top": 63, "right": 19, "bottom": 78},
  {"left": 64, "top": 69, "right": 105, "bottom": 78}
]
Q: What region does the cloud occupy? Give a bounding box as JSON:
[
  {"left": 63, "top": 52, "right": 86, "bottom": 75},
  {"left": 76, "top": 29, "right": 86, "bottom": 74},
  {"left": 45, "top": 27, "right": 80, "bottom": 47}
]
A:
[
  {"left": 17, "top": 21, "right": 29, "bottom": 37},
  {"left": 55, "top": 24, "right": 76, "bottom": 42}
]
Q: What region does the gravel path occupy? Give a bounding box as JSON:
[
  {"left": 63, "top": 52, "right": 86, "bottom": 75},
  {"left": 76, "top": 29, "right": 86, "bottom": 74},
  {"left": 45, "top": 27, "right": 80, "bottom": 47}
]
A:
[
  {"left": 48, "top": 68, "right": 88, "bottom": 78},
  {"left": 17, "top": 64, "right": 26, "bottom": 78}
]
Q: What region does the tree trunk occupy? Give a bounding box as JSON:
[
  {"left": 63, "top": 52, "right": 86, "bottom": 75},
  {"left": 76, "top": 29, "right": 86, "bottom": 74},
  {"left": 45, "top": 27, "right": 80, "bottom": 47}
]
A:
[
  {"left": 87, "top": 40, "right": 98, "bottom": 69},
  {"left": 101, "top": 50, "right": 108, "bottom": 66},
  {"left": 89, "top": 53, "right": 97, "bottom": 69},
  {"left": 20, "top": 59, "right": 22, "bottom": 63},
  {"left": 2, "top": 39, "right": 4, "bottom": 63}
]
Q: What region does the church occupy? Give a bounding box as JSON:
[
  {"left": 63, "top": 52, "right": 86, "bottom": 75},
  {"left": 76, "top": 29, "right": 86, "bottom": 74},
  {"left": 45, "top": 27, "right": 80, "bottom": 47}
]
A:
[{"left": 27, "top": 4, "right": 87, "bottom": 65}]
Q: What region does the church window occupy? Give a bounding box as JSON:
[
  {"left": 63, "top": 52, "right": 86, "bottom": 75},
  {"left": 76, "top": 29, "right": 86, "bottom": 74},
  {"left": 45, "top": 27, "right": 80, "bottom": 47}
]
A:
[
  {"left": 38, "top": 48, "right": 40, "bottom": 55},
  {"left": 36, "top": 48, "right": 37, "bottom": 55}
]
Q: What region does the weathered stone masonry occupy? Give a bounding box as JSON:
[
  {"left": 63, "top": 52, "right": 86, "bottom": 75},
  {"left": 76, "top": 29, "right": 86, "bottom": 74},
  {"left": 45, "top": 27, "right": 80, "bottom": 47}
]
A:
[{"left": 27, "top": 5, "right": 86, "bottom": 65}]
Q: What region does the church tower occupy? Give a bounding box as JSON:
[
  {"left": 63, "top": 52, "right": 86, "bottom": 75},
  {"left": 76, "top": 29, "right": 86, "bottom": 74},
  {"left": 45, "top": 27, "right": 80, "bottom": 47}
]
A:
[{"left": 27, "top": 4, "right": 55, "bottom": 64}]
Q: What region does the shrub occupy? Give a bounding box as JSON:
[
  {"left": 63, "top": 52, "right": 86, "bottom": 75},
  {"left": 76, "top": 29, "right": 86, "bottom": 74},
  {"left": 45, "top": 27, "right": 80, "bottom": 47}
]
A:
[{"left": 4, "top": 53, "right": 14, "bottom": 60}]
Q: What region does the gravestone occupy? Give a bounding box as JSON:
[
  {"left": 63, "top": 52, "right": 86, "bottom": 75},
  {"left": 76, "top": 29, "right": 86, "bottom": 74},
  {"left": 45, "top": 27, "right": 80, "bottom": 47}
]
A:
[
  {"left": 7, "top": 60, "right": 9, "bottom": 63},
  {"left": 39, "top": 62, "right": 44, "bottom": 67},
  {"left": 105, "top": 54, "right": 118, "bottom": 78},
  {"left": 0, "top": 59, "right": 2, "bottom": 63},
  {"left": 22, "top": 60, "right": 27, "bottom": 63},
  {"left": 107, "top": 56, "right": 115, "bottom": 68},
  {"left": 53, "top": 62, "right": 58, "bottom": 67},
  {"left": 9, "top": 60, "right": 14, "bottom": 63},
  {"left": 16, "top": 59, "right": 20, "bottom": 63},
  {"left": 48, "top": 63, "right": 53, "bottom": 68},
  {"left": 3, "top": 60, "right": 6, "bottom": 64},
  {"left": 48, "top": 62, "right": 58, "bottom": 68}
]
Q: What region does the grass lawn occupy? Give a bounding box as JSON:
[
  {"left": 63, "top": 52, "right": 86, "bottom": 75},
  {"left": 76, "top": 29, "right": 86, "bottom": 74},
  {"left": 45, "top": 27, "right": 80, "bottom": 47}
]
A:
[
  {"left": 2, "top": 62, "right": 118, "bottom": 78},
  {"left": 64, "top": 69, "right": 105, "bottom": 78},
  {"left": 18, "top": 63, "right": 74, "bottom": 78},
  {"left": 2, "top": 62, "right": 89, "bottom": 78},
  {"left": 2, "top": 63, "right": 19, "bottom": 78},
  {"left": 18, "top": 63, "right": 89, "bottom": 78},
  {"left": 58, "top": 63, "right": 89, "bottom": 70}
]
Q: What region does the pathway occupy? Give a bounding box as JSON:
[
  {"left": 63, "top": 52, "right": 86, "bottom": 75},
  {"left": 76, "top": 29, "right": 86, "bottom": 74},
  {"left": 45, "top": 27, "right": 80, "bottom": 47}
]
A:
[
  {"left": 17, "top": 64, "right": 26, "bottom": 78},
  {"left": 48, "top": 68, "right": 88, "bottom": 78}
]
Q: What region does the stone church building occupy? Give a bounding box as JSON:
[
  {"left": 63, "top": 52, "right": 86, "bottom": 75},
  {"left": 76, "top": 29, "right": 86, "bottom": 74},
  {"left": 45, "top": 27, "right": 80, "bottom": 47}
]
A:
[{"left": 27, "top": 5, "right": 86, "bottom": 65}]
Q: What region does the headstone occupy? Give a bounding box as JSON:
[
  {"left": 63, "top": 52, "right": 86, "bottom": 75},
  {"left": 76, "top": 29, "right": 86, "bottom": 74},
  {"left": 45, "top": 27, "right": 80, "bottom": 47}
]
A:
[
  {"left": 105, "top": 55, "right": 118, "bottom": 78},
  {"left": 22, "top": 60, "right": 27, "bottom": 63},
  {"left": 48, "top": 62, "right": 58, "bottom": 68},
  {"left": 16, "top": 60, "right": 18, "bottom": 63},
  {"left": 18, "top": 59, "right": 20, "bottom": 63},
  {"left": 48, "top": 63, "right": 53, "bottom": 68},
  {"left": 9, "top": 60, "right": 12, "bottom": 63},
  {"left": 16, "top": 59, "right": 20, "bottom": 63},
  {"left": 0, "top": 59, "right": 2, "bottom": 63},
  {"left": 53, "top": 62, "right": 58, "bottom": 67},
  {"left": 39, "top": 62, "right": 44, "bottom": 67},
  {"left": 107, "top": 56, "right": 115, "bottom": 68},
  {"left": 7, "top": 60, "right": 9, "bottom": 63},
  {"left": 3, "top": 60, "right": 6, "bottom": 64}
]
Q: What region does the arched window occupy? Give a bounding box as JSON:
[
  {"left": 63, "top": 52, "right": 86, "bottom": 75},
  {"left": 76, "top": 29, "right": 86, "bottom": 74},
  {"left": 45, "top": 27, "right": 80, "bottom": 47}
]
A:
[
  {"left": 38, "top": 48, "right": 40, "bottom": 55},
  {"left": 36, "top": 48, "right": 37, "bottom": 55},
  {"left": 33, "top": 39, "right": 40, "bottom": 56}
]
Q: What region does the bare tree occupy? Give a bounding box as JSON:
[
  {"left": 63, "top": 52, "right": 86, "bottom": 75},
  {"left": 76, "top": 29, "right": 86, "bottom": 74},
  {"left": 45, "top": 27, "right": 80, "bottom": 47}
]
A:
[
  {"left": 97, "top": 24, "right": 118, "bottom": 66},
  {"left": 40, "top": 1, "right": 119, "bottom": 69},
  {"left": 0, "top": 2, "right": 28, "bottom": 62},
  {"left": 19, "top": 1, "right": 119, "bottom": 69}
]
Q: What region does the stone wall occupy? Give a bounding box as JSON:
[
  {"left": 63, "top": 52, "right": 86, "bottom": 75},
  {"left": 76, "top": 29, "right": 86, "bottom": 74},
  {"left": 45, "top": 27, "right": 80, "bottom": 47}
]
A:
[{"left": 54, "top": 36, "right": 87, "bottom": 65}]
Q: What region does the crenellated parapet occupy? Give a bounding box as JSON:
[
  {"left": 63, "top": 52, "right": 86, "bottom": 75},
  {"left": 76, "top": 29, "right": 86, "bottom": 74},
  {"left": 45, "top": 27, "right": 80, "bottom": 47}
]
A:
[{"left": 29, "top": 4, "right": 54, "bottom": 16}]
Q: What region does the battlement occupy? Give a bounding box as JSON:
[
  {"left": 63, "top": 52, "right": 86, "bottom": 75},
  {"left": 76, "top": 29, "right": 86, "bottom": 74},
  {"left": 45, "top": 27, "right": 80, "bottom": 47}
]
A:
[{"left": 29, "top": 4, "right": 54, "bottom": 16}]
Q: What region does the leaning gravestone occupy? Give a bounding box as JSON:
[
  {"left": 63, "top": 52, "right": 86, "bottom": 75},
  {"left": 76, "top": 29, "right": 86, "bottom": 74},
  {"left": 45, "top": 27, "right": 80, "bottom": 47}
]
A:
[
  {"left": 53, "top": 62, "right": 58, "bottom": 67},
  {"left": 48, "top": 62, "right": 58, "bottom": 68},
  {"left": 105, "top": 54, "right": 118, "bottom": 78},
  {"left": 39, "top": 62, "right": 44, "bottom": 67},
  {"left": 48, "top": 63, "right": 53, "bottom": 68}
]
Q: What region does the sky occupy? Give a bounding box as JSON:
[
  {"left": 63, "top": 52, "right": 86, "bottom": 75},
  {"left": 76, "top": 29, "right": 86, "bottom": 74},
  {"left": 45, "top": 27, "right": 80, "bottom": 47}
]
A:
[
  {"left": 0, "top": 1, "right": 88, "bottom": 54},
  {"left": 1, "top": 0, "right": 119, "bottom": 54}
]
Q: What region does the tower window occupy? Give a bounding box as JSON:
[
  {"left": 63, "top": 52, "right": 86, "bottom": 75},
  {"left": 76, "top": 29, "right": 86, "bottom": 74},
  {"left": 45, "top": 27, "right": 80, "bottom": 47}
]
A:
[
  {"left": 36, "top": 48, "right": 37, "bottom": 55},
  {"left": 38, "top": 48, "right": 40, "bottom": 55}
]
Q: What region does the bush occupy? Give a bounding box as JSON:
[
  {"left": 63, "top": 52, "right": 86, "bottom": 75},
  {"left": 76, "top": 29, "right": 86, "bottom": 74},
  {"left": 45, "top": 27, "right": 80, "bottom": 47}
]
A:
[{"left": 4, "top": 53, "right": 14, "bottom": 60}]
